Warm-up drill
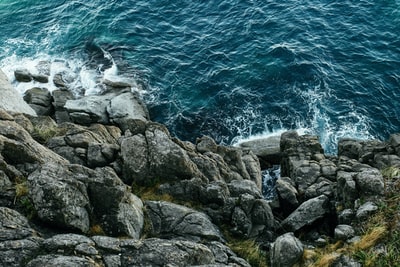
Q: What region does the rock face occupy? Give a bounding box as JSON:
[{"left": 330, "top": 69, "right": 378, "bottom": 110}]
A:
[{"left": 0, "top": 69, "right": 36, "bottom": 116}]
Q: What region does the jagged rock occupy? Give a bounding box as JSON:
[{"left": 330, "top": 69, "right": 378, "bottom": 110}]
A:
[
  {"left": 228, "top": 179, "right": 262, "bottom": 198},
  {"left": 0, "top": 237, "right": 43, "bottom": 267},
  {"left": 52, "top": 89, "right": 74, "bottom": 123},
  {"left": 338, "top": 138, "right": 362, "bottom": 160},
  {"left": 355, "top": 168, "right": 384, "bottom": 196},
  {"left": 0, "top": 207, "right": 36, "bottom": 241},
  {"left": 120, "top": 238, "right": 215, "bottom": 266},
  {"left": 304, "top": 177, "right": 335, "bottom": 199},
  {"left": 23, "top": 87, "right": 53, "bottom": 116},
  {"left": 356, "top": 201, "right": 378, "bottom": 220},
  {"left": 0, "top": 208, "right": 42, "bottom": 267},
  {"left": 145, "top": 201, "right": 223, "bottom": 242},
  {"left": 196, "top": 136, "right": 218, "bottom": 153},
  {"left": 122, "top": 123, "right": 202, "bottom": 185},
  {"left": 0, "top": 70, "right": 36, "bottom": 116},
  {"left": 107, "top": 91, "right": 149, "bottom": 131},
  {"left": 65, "top": 93, "right": 113, "bottom": 125},
  {"left": 281, "top": 195, "right": 329, "bottom": 232},
  {"left": 270, "top": 232, "right": 304, "bottom": 267},
  {"left": 334, "top": 224, "right": 355, "bottom": 241},
  {"left": 28, "top": 163, "right": 143, "bottom": 237},
  {"left": 14, "top": 68, "right": 32, "bottom": 82},
  {"left": 276, "top": 177, "right": 299, "bottom": 214},
  {"left": 27, "top": 255, "right": 98, "bottom": 267},
  {"left": 336, "top": 171, "right": 358, "bottom": 208},
  {"left": 237, "top": 135, "right": 281, "bottom": 166}
]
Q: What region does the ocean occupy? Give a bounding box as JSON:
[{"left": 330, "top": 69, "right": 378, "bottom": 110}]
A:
[{"left": 1, "top": 0, "right": 399, "bottom": 154}]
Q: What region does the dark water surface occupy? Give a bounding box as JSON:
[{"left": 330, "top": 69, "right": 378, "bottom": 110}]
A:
[{"left": 1, "top": 0, "right": 399, "bottom": 154}]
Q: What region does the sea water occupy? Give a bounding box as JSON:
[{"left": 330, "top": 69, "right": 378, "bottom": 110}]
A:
[{"left": 1, "top": 0, "right": 399, "bottom": 154}]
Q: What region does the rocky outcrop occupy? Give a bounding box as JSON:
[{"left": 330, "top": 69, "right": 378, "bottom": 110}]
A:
[{"left": 0, "top": 69, "right": 36, "bottom": 116}]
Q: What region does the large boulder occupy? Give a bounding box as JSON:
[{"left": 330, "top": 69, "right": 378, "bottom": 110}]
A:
[
  {"left": 0, "top": 69, "right": 36, "bottom": 116},
  {"left": 237, "top": 134, "right": 281, "bottom": 166},
  {"left": 28, "top": 163, "right": 143, "bottom": 238},
  {"left": 145, "top": 201, "right": 223, "bottom": 242},
  {"left": 23, "top": 87, "right": 53, "bottom": 116},
  {"left": 281, "top": 195, "right": 329, "bottom": 232},
  {"left": 270, "top": 232, "right": 304, "bottom": 267}
]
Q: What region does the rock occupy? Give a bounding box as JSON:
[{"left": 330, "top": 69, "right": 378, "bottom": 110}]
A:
[
  {"left": 270, "top": 232, "right": 304, "bottom": 267},
  {"left": 52, "top": 89, "right": 74, "bottom": 123},
  {"left": 23, "top": 87, "right": 53, "bottom": 116},
  {"left": 120, "top": 238, "right": 215, "bottom": 266},
  {"left": 356, "top": 201, "right": 378, "bottom": 220},
  {"left": 338, "top": 209, "right": 355, "bottom": 224},
  {"left": 65, "top": 93, "right": 114, "bottom": 125},
  {"left": 331, "top": 254, "right": 362, "bottom": 267},
  {"left": 42, "top": 234, "right": 95, "bottom": 254},
  {"left": 206, "top": 241, "right": 251, "bottom": 267},
  {"left": 0, "top": 238, "right": 43, "bottom": 267},
  {"left": 238, "top": 135, "right": 281, "bottom": 165},
  {"left": 334, "top": 224, "right": 355, "bottom": 241},
  {"left": 276, "top": 177, "right": 299, "bottom": 214},
  {"left": 336, "top": 171, "right": 358, "bottom": 209},
  {"left": 292, "top": 160, "right": 321, "bottom": 194},
  {"left": 196, "top": 136, "right": 218, "bottom": 153},
  {"left": 228, "top": 179, "right": 262, "bottom": 198},
  {"left": 304, "top": 178, "right": 335, "bottom": 199},
  {"left": 103, "top": 78, "right": 131, "bottom": 88},
  {"left": 27, "top": 255, "right": 98, "bottom": 267},
  {"left": 355, "top": 168, "right": 384, "bottom": 196},
  {"left": 281, "top": 195, "right": 329, "bottom": 232},
  {"left": 338, "top": 138, "right": 362, "bottom": 160},
  {"left": 91, "top": 236, "right": 121, "bottom": 253},
  {"left": 53, "top": 71, "right": 76, "bottom": 90},
  {"left": 0, "top": 207, "right": 36, "bottom": 241},
  {"left": 31, "top": 74, "right": 49, "bottom": 83},
  {"left": 145, "top": 201, "right": 223, "bottom": 242},
  {"left": 14, "top": 68, "right": 32, "bottom": 82},
  {"left": 107, "top": 91, "right": 149, "bottom": 131},
  {"left": 0, "top": 69, "right": 36, "bottom": 116},
  {"left": 28, "top": 163, "right": 143, "bottom": 237}
]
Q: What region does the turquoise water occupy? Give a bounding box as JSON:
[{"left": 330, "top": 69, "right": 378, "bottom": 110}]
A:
[{"left": 1, "top": 1, "right": 400, "bottom": 154}]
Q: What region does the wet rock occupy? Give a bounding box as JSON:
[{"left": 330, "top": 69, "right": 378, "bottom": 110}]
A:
[
  {"left": 31, "top": 74, "right": 49, "bottom": 83},
  {"left": 270, "top": 232, "right": 304, "bottom": 267},
  {"left": 0, "top": 69, "right": 36, "bottom": 116},
  {"left": 23, "top": 87, "right": 53, "bottom": 116},
  {"left": 145, "top": 201, "right": 223, "bottom": 242},
  {"left": 14, "top": 68, "right": 33, "bottom": 82},
  {"left": 52, "top": 89, "right": 74, "bottom": 123},
  {"left": 281, "top": 195, "right": 329, "bottom": 232}
]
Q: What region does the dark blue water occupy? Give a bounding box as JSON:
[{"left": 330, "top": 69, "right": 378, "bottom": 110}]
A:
[{"left": 1, "top": 1, "right": 400, "bottom": 154}]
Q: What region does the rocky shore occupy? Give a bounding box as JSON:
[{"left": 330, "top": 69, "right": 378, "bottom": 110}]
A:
[{"left": 1, "top": 67, "right": 399, "bottom": 266}]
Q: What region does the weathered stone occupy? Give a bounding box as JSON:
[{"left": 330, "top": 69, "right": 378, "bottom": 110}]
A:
[
  {"left": 91, "top": 236, "right": 121, "bottom": 253},
  {"left": 31, "top": 74, "right": 48, "bottom": 83},
  {"left": 14, "top": 68, "right": 32, "bottom": 82},
  {"left": 145, "top": 201, "right": 223, "bottom": 242},
  {"left": 0, "top": 207, "right": 36, "bottom": 241},
  {"left": 356, "top": 201, "right": 378, "bottom": 220},
  {"left": 23, "top": 87, "right": 53, "bottom": 116},
  {"left": 276, "top": 177, "right": 299, "bottom": 213},
  {"left": 338, "top": 209, "right": 355, "bottom": 224},
  {"left": 196, "top": 136, "right": 218, "bottom": 153},
  {"left": 228, "top": 179, "right": 262, "bottom": 198},
  {"left": 27, "top": 255, "right": 98, "bottom": 267},
  {"left": 0, "top": 69, "right": 36, "bottom": 116},
  {"left": 355, "top": 168, "right": 384, "bottom": 196},
  {"left": 107, "top": 92, "right": 149, "bottom": 131},
  {"left": 270, "top": 232, "right": 304, "bottom": 267},
  {"left": 238, "top": 135, "right": 281, "bottom": 165},
  {"left": 281, "top": 195, "right": 329, "bottom": 232},
  {"left": 331, "top": 254, "right": 362, "bottom": 267},
  {"left": 334, "top": 224, "right": 355, "bottom": 241},
  {"left": 231, "top": 206, "right": 252, "bottom": 237},
  {"left": 304, "top": 178, "right": 335, "bottom": 199},
  {"left": 293, "top": 160, "right": 321, "bottom": 194},
  {"left": 338, "top": 138, "right": 362, "bottom": 160},
  {"left": 336, "top": 171, "right": 358, "bottom": 208},
  {"left": 0, "top": 237, "right": 43, "bottom": 267},
  {"left": 121, "top": 238, "right": 215, "bottom": 266},
  {"left": 42, "top": 234, "right": 94, "bottom": 253}
]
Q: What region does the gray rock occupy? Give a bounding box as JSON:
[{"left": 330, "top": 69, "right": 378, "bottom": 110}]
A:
[
  {"left": 145, "top": 201, "right": 223, "bottom": 242},
  {"left": 336, "top": 171, "right": 358, "bottom": 208},
  {"left": 355, "top": 168, "right": 384, "bottom": 196},
  {"left": 231, "top": 206, "right": 252, "bottom": 237},
  {"left": 0, "top": 69, "right": 36, "bottom": 116},
  {"left": 107, "top": 92, "right": 149, "bottom": 131},
  {"left": 356, "top": 201, "right": 378, "bottom": 220},
  {"left": 304, "top": 178, "right": 335, "bottom": 199},
  {"left": 42, "top": 234, "right": 94, "bottom": 253},
  {"left": 338, "top": 138, "right": 362, "bottom": 160},
  {"left": 196, "top": 136, "right": 218, "bottom": 153},
  {"left": 292, "top": 160, "right": 321, "bottom": 194},
  {"left": 14, "top": 68, "right": 32, "bottom": 82},
  {"left": 0, "top": 237, "right": 43, "bottom": 267},
  {"left": 23, "top": 87, "right": 53, "bottom": 115},
  {"left": 0, "top": 207, "right": 36, "bottom": 241},
  {"left": 276, "top": 177, "right": 299, "bottom": 213},
  {"left": 334, "top": 224, "right": 355, "bottom": 241},
  {"left": 52, "top": 89, "right": 74, "bottom": 123},
  {"left": 27, "top": 255, "right": 98, "bottom": 267},
  {"left": 91, "top": 236, "right": 121, "bottom": 253},
  {"left": 270, "top": 232, "right": 304, "bottom": 267},
  {"left": 65, "top": 93, "right": 114, "bottom": 125},
  {"left": 331, "top": 255, "right": 362, "bottom": 267},
  {"left": 228, "top": 179, "right": 262, "bottom": 198},
  {"left": 121, "top": 238, "right": 215, "bottom": 267},
  {"left": 281, "top": 195, "right": 329, "bottom": 232},
  {"left": 206, "top": 241, "right": 251, "bottom": 267},
  {"left": 31, "top": 74, "right": 49, "bottom": 83},
  {"left": 338, "top": 209, "right": 355, "bottom": 224},
  {"left": 238, "top": 135, "right": 281, "bottom": 165}
]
